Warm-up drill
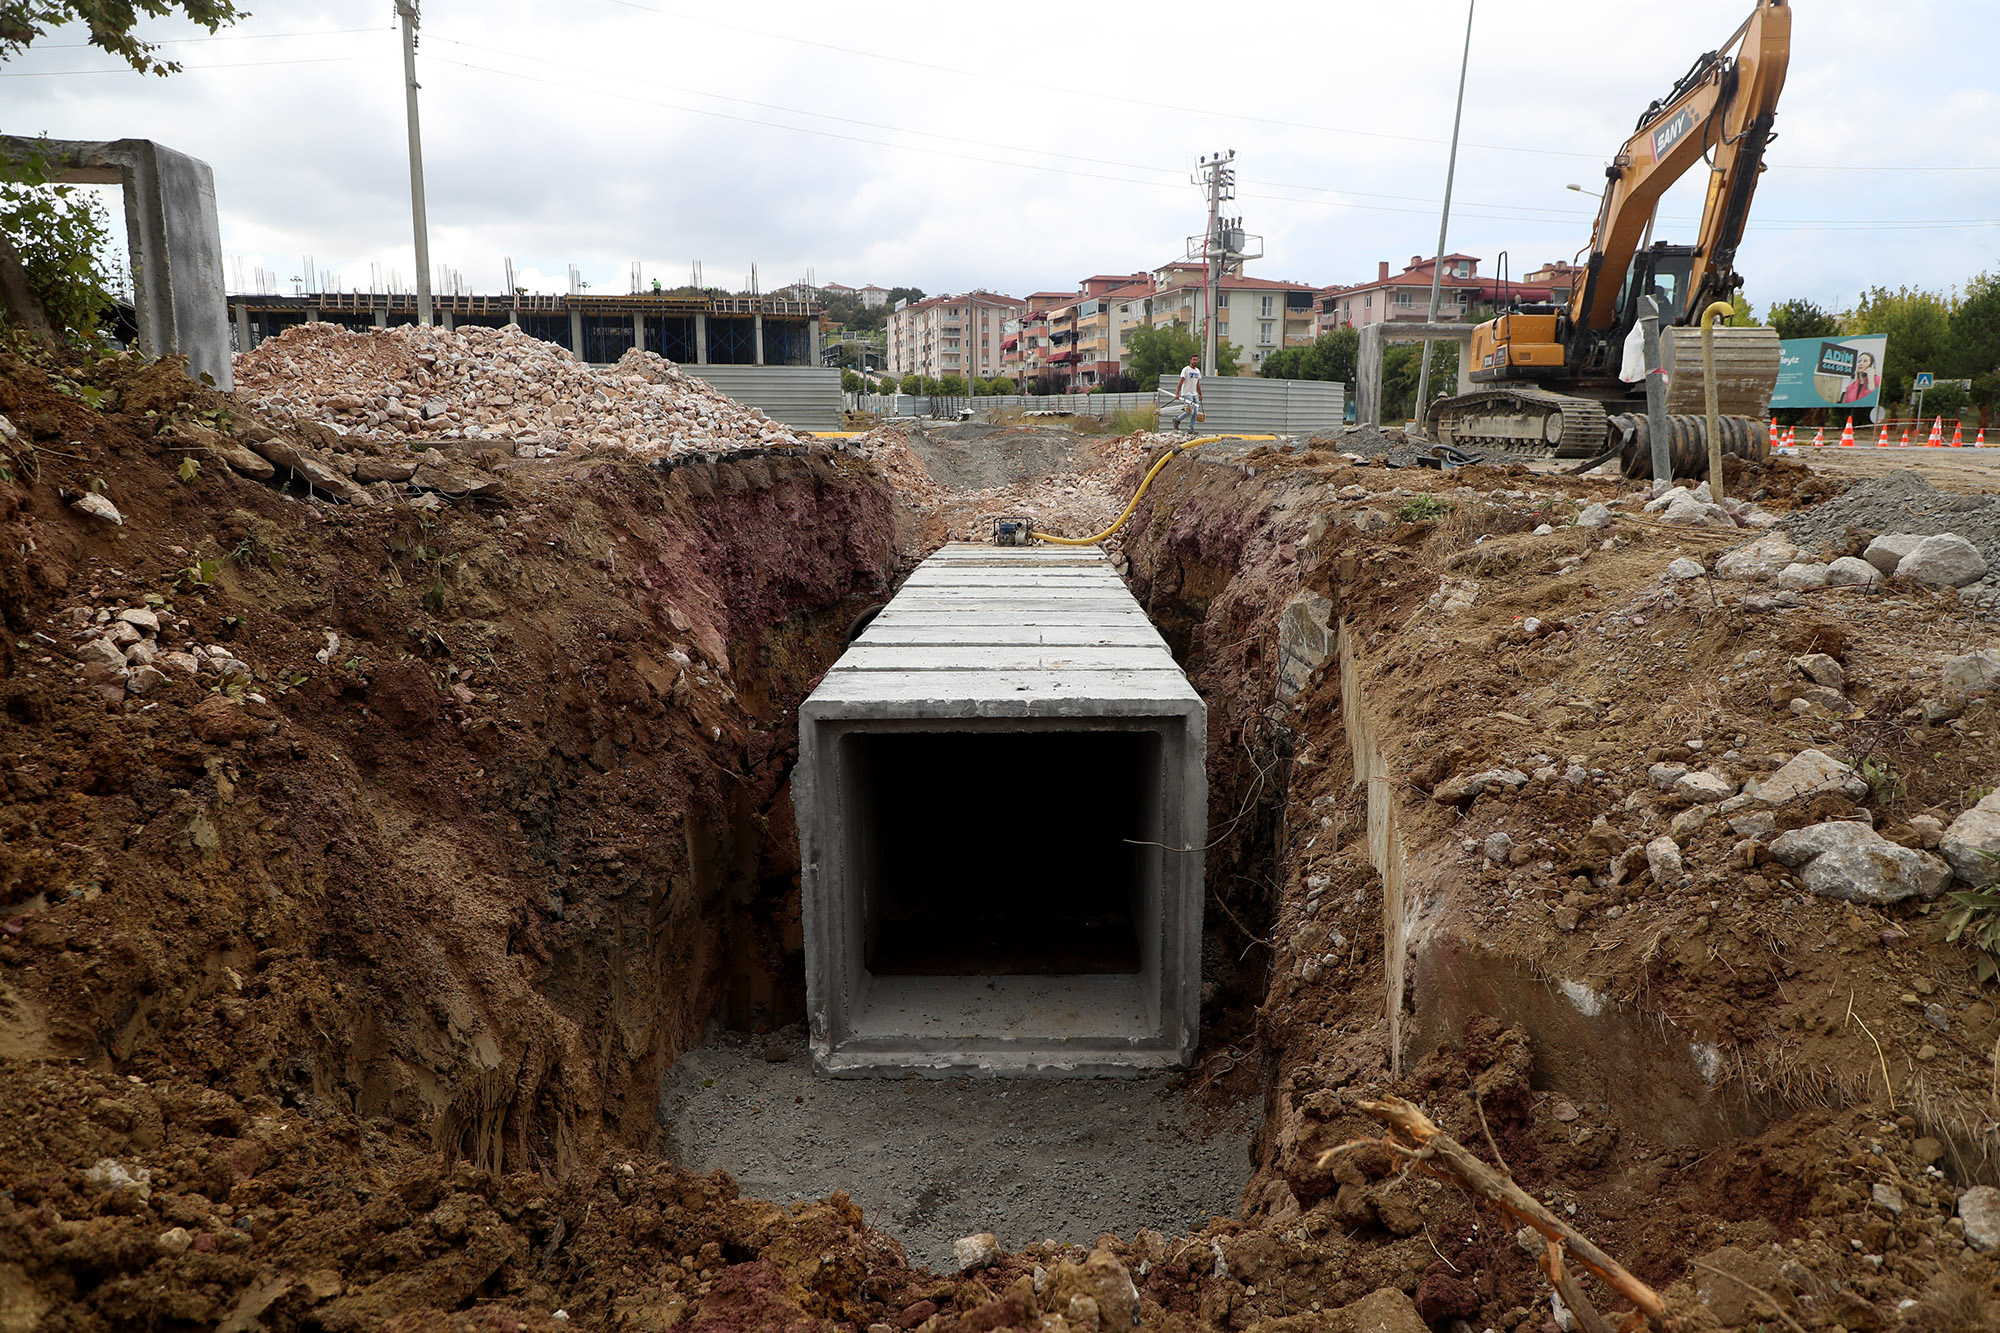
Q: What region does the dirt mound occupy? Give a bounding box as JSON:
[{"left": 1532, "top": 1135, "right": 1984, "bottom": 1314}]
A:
[
  {"left": 1782, "top": 467, "right": 2000, "bottom": 564},
  {"left": 235, "top": 323, "right": 812, "bottom": 460}
]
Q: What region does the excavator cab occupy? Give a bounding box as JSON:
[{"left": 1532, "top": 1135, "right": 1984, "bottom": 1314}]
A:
[{"left": 1611, "top": 245, "right": 1698, "bottom": 341}]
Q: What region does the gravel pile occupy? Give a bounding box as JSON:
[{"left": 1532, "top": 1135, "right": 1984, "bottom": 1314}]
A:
[
  {"left": 1308, "top": 424, "right": 1436, "bottom": 467},
  {"left": 1780, "top": 469, "right": 2000, "bottom": 564},
  {"left": 235, "top": 323, "right": 814, "bottom": 460}
]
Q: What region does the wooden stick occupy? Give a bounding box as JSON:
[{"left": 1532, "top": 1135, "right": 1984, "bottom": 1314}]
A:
[
  {"left": 1320, "top": 1095, "right": 1672, "bottom": 1332},
  {"left": 1542, "top": 1238, "right": 1614, "bottom": 1333}
]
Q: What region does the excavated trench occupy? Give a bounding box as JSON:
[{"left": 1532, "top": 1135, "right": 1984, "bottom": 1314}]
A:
[{"left": 657, "top": 526, "right": 1289, "bottom": 1272}]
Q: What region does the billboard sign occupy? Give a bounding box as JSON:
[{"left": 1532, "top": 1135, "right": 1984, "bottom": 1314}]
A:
[{"left": 1771, "top": 334, "right": 1887, "bottom": 410}]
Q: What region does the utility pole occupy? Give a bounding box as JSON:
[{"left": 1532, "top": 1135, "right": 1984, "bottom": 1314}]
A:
[
  {"left": 1414, "top": 0, "right": 1475, "bottom": 428},
  {"left": 395, "top": 1, "right": 434, "bottom": 326},
  {"left": 1193, "top": 151, "right": 1235, "bottom": 376}
]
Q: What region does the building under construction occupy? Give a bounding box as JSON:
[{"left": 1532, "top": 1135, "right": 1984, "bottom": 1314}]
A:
[{"left": 227, "top": 289, "right": 825, "bottom": 367}]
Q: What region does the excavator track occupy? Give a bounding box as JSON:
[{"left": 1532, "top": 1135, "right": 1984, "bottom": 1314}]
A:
[{"left": 1427, "top": 388, "right": 1609, "bottom": 460}]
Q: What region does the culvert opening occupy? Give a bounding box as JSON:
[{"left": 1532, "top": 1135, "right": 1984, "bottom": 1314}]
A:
[
  {"left": 850, "top": 730, "right": 1155, "bottom": 977},
  {"left": 661, "top": 542, "right": 1273, "bottom": 1270}
]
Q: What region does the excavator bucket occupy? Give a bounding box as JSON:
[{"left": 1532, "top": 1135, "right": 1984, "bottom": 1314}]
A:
[{"left": 1659, "top": 326, "right": 1782, "bottom": 420}]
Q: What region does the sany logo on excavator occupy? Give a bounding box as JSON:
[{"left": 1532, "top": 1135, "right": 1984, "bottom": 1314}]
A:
[{"left": 1650, "top": 107, "right": 1699, "bottom": 160}]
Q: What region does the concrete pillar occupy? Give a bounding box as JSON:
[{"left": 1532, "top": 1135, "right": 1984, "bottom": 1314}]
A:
[
  {"left": 1457, "top": 340, "right": 1475, "bottom": 395},
  {"left": 633, "top": 311, "right": 646, "bottom": 355},
  {"left": 569, "top": 309, "right": 584, "bottom": 360},
  {"left": 304, "top": 307, "right": 319, "bottom": 324},
  {"left": 753, "top": 312, "right": 765, "bottom": 366},
  {"left": 440, "top": 310, "right": 453, "bottom": 331},
  {"left": 1357, "top": 324, "right": 1383, "bottom": 426},
  {"left": 809, "top": 317, "right": 822, "bottom": 367},
  {"left": 372, "top": 308, "right": 387, "bottom": 329},
  {"left": 233, "top": 303, "right": 252, "bottom": 352},
  {"left": 695, "top": 311, "right": 708, "bottom": 365}
]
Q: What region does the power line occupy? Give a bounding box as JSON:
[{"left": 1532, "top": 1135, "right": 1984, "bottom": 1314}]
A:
[
  {"left": 37, "top": 25, "right": 386, "bottom": 48},
  {"left": 0, "top": 55, "right": 368, "bottom": 77}
]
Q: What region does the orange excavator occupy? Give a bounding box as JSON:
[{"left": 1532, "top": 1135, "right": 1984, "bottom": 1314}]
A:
[{"left": 1430, "top": 0, "right": 1790, "bottom": 474}]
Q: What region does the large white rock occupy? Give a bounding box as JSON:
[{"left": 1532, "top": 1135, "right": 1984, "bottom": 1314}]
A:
[
  {"left": 1752, "top": 749, "right": 1869, "bottom": 804},
  {"left": 1826, "top": 556, "right": 1882, "bottom": 588},
  {"left": 1716, "top": 533, "right": 1799, "bottom": 581},
  {"left": 1661, "top": 496, "right": 1733, "bottom": 528},
  {"left": 1776, "top": 562, "right": 1829, "bottom": 590},
  {"left": 1792, "top": 653, "right": 1846, "bottom": 691},
  {"left": 1645, "top": 835, "right": 1684, "bottom": 884},
  {"left": 1667, "top": 556, "right": 1705, "bottom": 580},
  {"left": 1940, "top": 791, "right": 2000, "bottom": 886},
  {"left": 1896, "top": 533, "right": 1988, "bottom": 587},
  {"left": 1576, "top": 503, "right": 1613, "bottom": 529},
  {"left": 1803, "top": 841, "right": 1952, "bottom": 904},
  {"left": 1863, "top": 533, "right": 1925, "bottom": 575},
  {"left": 1942, "top": 649, "right": 2000, "bottom": 697},
  {"left": 1675, "top": 770, "right": 1738, "bottom": 803},
  {"left": 1962, "top": 1185, "right": 2000, "bottom": 1253},
  {"left": 1769, "top": 820, "right": 1881, "bottom": 868}
]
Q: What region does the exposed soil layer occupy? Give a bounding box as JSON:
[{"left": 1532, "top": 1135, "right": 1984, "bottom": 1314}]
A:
[{"left": 6, "top": 341, "right": 2000, "bottom": 1332}]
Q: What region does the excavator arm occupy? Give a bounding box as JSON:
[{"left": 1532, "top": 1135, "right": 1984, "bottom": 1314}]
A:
[{"left": 1571, "top": 0, "right": 1791, "bottom": 334}]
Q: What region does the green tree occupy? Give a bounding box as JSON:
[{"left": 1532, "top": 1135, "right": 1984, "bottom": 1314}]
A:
[
  {"left": 1259, "top": 348, "right": 1303, "bottom": 379},
  {"left": 1764, "top": 298, "right": 1842, "bottom": 341},
  {"left": 983, "top": 375, "right": 1016, "bottom": 395},
  {"left": 1215, "top": 339, "right": 1243, "bottom": 377},
  {"left": 1848, "top": 285, "right": 1957, "bottom": 408},
  {"left": 1381, "top": 342, "right": 1459, "bottom": 420},
  {"left": 1947, "top": 273, "right": 2000, "bottom": 421},
  {"left": 878, "top": 376, "right": 899, "bottom": 394},
  {"left": 936, "top": 374, "right": 967, "bottom": 396},
  {"left": 840, "top": 369, "right": 864, "bottom": 392},
  {"left": 0, "top": 145, "right": 115, "bottom": 342},
  {"left": 1126, "top": 321, "right": 1199, "bottom": 388},
  {"left": 2, "top": 1, "right": 245, "bottom": 75},
  {"left": 899, "top": 373, "right": 923, "bottom": 394}
]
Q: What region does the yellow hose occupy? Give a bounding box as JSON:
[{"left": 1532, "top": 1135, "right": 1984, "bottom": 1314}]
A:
[{"left": 1031, "top": 434, "right": 1274, "bottom": 546}]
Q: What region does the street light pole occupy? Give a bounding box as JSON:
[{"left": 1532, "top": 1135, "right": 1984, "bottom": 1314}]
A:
[
  {"left": 395, "top": 1, "right": 434, "bottom": 326},
  {"left": 1415, "top": 0, "right": 1475, "bottom": 429}
]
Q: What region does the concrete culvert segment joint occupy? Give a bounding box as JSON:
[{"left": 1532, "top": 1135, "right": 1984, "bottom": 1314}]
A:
[{"left": 795, "top": 543, "right": 1206, "bottom": 1076}]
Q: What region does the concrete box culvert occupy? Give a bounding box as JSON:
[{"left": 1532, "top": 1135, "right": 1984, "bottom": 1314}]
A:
[{"left": 796, "top": 544, "right": 1206, "bottom": 1076}]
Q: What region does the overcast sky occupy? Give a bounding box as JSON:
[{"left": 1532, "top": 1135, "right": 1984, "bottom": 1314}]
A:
[{"left": 6, "top": 0, "right": 1996, "bottom": 312}]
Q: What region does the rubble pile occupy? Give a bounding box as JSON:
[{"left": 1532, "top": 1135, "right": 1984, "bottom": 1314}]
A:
[
  {"left": 941, "top": 431, "right": 1159, "bottom": 543},
  {"left": 234, "top": 322, "right": 813, "bottom": 461}
]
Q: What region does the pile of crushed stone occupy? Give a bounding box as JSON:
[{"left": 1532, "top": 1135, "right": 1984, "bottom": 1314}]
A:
[
  {"left": 1781, "top": 468, "right": 2000, "bottom": 563},
  {"left": 234, "top": 323, "right": 813, "bottom": 460}
]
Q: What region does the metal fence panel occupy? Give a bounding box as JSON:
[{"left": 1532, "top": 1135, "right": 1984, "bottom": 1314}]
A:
[{"left": 690, "top": 365, "right": 843, "bottom": 430}]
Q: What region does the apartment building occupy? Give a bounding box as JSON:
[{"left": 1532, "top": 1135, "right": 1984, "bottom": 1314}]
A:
[
  {"left": 1146, "top": 263, "right": 1319, "bottom": 370},
  {"left": 885, "top": 290, "right": 1025, "bottom": 379},
  {"left": 1316, "top": 255, "right": 1553, "bottom": 333}
]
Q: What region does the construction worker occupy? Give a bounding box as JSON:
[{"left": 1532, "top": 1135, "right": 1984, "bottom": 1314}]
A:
[{"left": 1163, "top": 354, "right": 1202, "bottom": 433}]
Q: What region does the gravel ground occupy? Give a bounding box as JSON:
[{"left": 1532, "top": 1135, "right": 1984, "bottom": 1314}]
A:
[
  {"left": 658, "top": 1029, "right": 1257, "bottom": 1272},
  {"left": 1780, "top": 468, "right": 2000, "bottom": 565}
]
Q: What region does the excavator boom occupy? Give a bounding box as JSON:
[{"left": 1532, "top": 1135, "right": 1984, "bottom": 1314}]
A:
[{"left": 1573, "top": 0, "right": 1791, "bottom": 333}]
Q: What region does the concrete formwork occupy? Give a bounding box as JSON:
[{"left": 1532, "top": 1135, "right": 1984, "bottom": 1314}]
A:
[{"left": 795, "top": 544, "right": 1206, "bottom": 1077}]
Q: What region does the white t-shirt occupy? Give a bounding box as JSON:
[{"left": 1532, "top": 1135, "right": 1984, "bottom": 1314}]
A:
[{"left": 1175, "top": 364, "right": 1202, "bottom": 399}]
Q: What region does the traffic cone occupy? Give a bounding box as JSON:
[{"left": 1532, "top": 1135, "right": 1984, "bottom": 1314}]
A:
[
  {"left": 1813, "top": 426, "right": 1825, "bottom": 447},
  {"left": 1900, "top": 427, "right": 1913, "bottom": 447},
  {"left": 1768, "top": 419, "right": 1780, "bottom": 451},
  {"left": 1980, "top": 428, "right": 1989, "bottom": 447},
  {"left": 1785, "top": 427, "right": 1797, "bottom": 448},
  {"left": 1952, "top": 422, "right": 1964, "bottom": 447},
  {"left": 1840, "top": 416, "right": 1856, "bottom": 446},
  {"left": 1928, "top": 417, "right": 1944, "bottom": 446}
]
